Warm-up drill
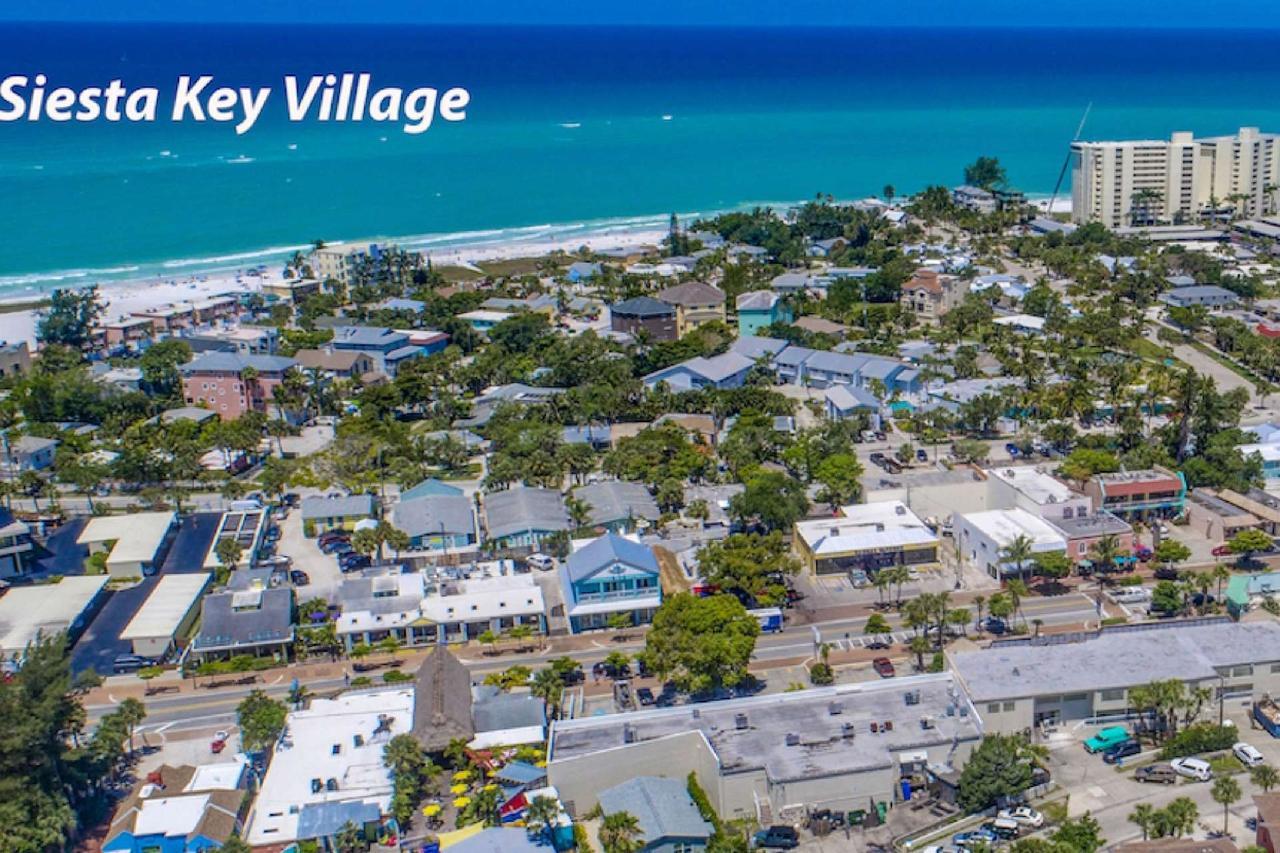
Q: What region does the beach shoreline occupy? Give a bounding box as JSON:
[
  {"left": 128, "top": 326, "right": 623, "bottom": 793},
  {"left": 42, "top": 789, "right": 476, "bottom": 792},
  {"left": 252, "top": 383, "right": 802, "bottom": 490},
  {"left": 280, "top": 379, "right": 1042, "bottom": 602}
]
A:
[{"left": 0, "top": 195, "right": 1073, "bottom": 349}]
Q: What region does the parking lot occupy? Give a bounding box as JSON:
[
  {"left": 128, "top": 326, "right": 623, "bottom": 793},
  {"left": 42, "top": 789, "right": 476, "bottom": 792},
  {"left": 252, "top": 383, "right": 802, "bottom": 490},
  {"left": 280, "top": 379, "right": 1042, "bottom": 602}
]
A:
[{"left": 1029, "top": 701, "right": 1280, "bottom": 846}]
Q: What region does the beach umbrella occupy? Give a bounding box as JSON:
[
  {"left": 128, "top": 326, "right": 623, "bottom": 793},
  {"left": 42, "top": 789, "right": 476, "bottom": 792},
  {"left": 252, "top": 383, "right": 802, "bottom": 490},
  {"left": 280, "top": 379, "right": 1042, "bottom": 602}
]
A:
[
  {"left": 450, "top": 783, "right": 468, "bottom": 795},
  {"left": 422, "top": 804, "right": 442, "bottom": 818},
  {"left": 453, "top": 796, "right": 471, "bottom": 809},
  {"left": 452, "top": 769, "right": 473, "bottom": 781},
  {"left": 483, "top": 783, "right": 498, "bottom": 792},
  {"left": 535, "top": 760, "right": 547, "bottom": 767}
]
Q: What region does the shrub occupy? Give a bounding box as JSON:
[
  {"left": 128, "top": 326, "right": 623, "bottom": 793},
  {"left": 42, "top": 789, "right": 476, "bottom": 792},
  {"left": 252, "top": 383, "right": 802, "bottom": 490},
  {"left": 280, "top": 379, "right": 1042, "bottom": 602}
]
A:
[
  {"left": 808, "top": 662, "right": 834, "bottom": 685},
  {"left": 1159, "top": 723, "right": 1237, "bottom": 759},
  {"left": 350, "top": 676, "right": 373, "bottom": 688},
  {"left": 1114, "top": 574, "right": 1143, "bottom": 586},
  {"left": 383, "top": 670, "right": 413, "bottom": 684}
]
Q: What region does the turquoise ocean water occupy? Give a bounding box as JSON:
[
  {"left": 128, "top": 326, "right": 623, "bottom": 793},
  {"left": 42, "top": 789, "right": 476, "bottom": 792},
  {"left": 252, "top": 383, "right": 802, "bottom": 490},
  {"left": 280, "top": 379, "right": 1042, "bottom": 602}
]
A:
[{"left": 0, "top": 24, "right": 1278, "bottom": 293}]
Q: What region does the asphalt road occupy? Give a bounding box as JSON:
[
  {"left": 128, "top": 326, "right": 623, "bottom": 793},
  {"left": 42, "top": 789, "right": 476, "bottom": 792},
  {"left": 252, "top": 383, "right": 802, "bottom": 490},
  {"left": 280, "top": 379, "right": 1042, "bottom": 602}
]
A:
[{"left": 95, "top": 593, "right": 1104, "bottom": 735}]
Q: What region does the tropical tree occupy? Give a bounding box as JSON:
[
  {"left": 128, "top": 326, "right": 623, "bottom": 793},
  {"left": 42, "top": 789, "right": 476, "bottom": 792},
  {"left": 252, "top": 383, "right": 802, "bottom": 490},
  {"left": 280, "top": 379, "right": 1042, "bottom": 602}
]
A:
[
  {"left": 1000, "top": 535, "right": 1034, "bottom": 581},
  {"left": 1128, "top": 803, "right": 1155, "bottom": 841},
  {"left": 1253, "top": 764, "right": 1280, "bottom": 793},
  {"left": 864, "top": 613, "right": 892, "bottom": 636},
  {"left": 1211, "top": 775, "right": 1241, "bottom": 836},
  {"left": 599, "top": 810, "right": 643, "bottom": 853},
  {"left": 525, "top": 795, "right": 561, "bottom": 844},
  {"left": 237, "top": 689, "right": 288, "bottom": 753}
]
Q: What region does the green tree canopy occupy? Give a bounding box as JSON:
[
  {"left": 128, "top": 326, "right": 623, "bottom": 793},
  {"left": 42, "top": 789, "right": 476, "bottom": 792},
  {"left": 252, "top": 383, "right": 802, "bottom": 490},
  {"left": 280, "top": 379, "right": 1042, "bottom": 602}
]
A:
[
  {"left": 957, "top": 733, "right": 1035, "bottom": 812},
  {"left": 695, "top": 532, "right": 799, "bottom": 607},
  {"left": 237, "top": 689, "right": 288, "bottom": 753},
  {"left": 642, "top": 593, "right": 759, "bottom": 695}
]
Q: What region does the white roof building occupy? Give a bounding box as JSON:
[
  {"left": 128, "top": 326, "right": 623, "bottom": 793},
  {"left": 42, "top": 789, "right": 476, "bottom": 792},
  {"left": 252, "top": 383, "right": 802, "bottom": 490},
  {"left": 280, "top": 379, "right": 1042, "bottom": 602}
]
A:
[
  {"left": 77, "top": 511, "right": 177, "bottom": 578},
  {"left": 0, "top": 574, "right": 108, "bottom": 662},
  {"left": 247, "top": 688, "right": 414, "bottom": 846},
  {"left": 120, "top": 573, "right": 211, "bottom": 657},
  {"left": 953, "top": 508, "right": 1067, "bottom": 580},
  {"left": 792, "top": 501, "right": 940, "bottom": 575}
]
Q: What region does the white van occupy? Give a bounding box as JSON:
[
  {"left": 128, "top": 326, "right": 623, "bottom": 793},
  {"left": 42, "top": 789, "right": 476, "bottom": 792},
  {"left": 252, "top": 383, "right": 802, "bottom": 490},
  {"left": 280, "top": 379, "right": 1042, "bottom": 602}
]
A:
[
  {"left": 1170, "top": 757, "right": 1212, "bottom": 781},
  {"left": 1234, "top": 742, "right": 1265, "bottom": 767},
  {"left": 527, "top": 554, "right": 557, "bottom": 571}
]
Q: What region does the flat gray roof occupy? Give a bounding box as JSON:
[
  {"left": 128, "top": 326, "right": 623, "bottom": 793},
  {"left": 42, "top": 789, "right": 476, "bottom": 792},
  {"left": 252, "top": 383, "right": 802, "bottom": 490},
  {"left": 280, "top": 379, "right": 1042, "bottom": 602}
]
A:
[
  {"left": 549, "top": 673, "right": 981, "bottom": 783},
  {"left": 951, "top": 620, "right": 1280, "bottom": 703}
]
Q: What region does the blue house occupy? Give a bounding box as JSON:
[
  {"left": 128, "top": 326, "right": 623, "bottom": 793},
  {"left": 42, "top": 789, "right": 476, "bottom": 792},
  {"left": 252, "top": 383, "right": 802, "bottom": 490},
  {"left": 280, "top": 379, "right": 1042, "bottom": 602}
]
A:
[
  {"left": 400, "top": 477, "right": 464, "bottom": 501},
  {"left": 105, "top": 761, "right": 247, "bottom": 853},
  {"left": 735, "top": 290, "right": 791, "bottom": 337},
  {"left": 392, "top": 494, "right": 477, "bottom": 551},
  {"left": 566, "top": 261, "right": 602, "bottom": 283},
  {"left": 642, "top": 351, "right": 755, "bottom": 392},
  {"left": 559, "top": 533, "right": 662, "bottom": 633},
  {"left": 484, "top": 486, "right": 570, "bottom": 548},
  {"left": 330, "top": 325, "right": 424, "bottom": 377}
]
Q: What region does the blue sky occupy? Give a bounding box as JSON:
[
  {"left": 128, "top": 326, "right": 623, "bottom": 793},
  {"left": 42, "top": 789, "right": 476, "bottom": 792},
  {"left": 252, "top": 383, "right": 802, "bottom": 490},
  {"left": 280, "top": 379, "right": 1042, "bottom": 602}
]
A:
[{"left": 1, "top": 0, "right": 1274, "bottom": 27}]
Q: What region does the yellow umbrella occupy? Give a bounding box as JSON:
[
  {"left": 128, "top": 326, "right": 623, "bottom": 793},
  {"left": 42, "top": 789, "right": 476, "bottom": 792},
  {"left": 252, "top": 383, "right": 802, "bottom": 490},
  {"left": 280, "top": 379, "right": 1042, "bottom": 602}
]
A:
[
  {"left": 483, "top": 783, "right": 498, "bottom": 792},
  {"left": 453, "top": 796, "right": 471, "bottom": 809},
  {"left": 534, "top": 760, "right": 547, "bottom": 767},
  {"left": 422, "top": 804, "right": 442, "bottom": 818},
  {"left": 450, "top": 783, "right": 468, "bottom": 795},
  {"left": 452, "top": 770, "right": 473, "bottom": 781}
]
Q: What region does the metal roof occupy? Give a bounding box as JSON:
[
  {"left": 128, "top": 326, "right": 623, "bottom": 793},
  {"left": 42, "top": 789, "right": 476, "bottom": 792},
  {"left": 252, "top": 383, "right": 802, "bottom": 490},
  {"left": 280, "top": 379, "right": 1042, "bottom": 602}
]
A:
[{"left": 484, "top": 487, "right": 569, "bottom": 541}]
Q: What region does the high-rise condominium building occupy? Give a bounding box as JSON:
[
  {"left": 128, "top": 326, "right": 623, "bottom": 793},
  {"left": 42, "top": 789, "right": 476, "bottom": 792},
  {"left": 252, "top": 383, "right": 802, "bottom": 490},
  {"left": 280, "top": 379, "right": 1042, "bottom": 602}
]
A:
[{"left": 1071, "top": 127, "right": 1279, "bottom": 228}]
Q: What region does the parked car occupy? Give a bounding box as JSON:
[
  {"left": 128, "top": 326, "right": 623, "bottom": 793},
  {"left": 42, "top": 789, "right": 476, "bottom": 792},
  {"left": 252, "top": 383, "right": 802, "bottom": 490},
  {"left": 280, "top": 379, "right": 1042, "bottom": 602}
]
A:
[
  {"left": 754, "top": 826, "right": 799, "bottom": 849},
  {"left": 952, "top": 829, "right": 998, "bottom": 849},
  {"left": 864, "top": 636, "right": 892, "bottom": 650},
  {"left": 916, "top": 448, "right": 929, "bottom": 462},
  {"left": 872, "top": 657, "right": 896, "bottom": 678},
  {"left": 1135, "top": 763, "right": 1179, "bottom": 784},
  {"left": 1135, "top": 545, "right": 1153, "bottom": 562},
  {"left": 318, "top": 529, "right": 349, "bottom": 543},
  {"left": 997, "top": 807, "right": 1044, "bottom": 828},
  {"left": 341, "top": 554, "right": 371, "bottom": 571},
  {"left": 983, "top": 617, "right": 1008, "bottom": 635},
  {"left": 289, "top": 569, "right": 310, "bottom": 586},
  {"left": 1170, "top": 757, "right": 1213, "bottom": 781},
  {"left": 1109, "top": 587, "right": 1150, "bottom": 604},
  {"left": 981, "top": 818, "right": 1021, "bottom": 840},
  {"left": 637, "top": 687, "right": 656, "bottom": 706},
  {"left": 1234, "top": 742, "right": 1265, "bottom": 767},
  {"left": 1102, "top": 739, "right": 1141, "bottom": 763},
  {"left": 1212, "top": 544, "right": 1233, "bottom": 557},
  {"left": 1084, "top": 726, "right": 1131, "bottom": 753},
  {"left": 527, "top": 554, "right": 556, "bottom": 571},
  {"left": 113, "top": 654, "right": 154, "bottom": 674},
  {"left": 1154, "top": 566, "right": 1180, "bottom": 580}
]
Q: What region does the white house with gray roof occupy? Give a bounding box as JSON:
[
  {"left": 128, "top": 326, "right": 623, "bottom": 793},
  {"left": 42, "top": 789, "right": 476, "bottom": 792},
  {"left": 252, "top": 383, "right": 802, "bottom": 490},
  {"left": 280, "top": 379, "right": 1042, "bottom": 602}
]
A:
[
  {"left": 572, "top": 481, "right": 660, "bottom": 533},
  {"left": 949, "top": 619, "right": 1280, "bottom": 734},
  {"left": 642, "top": 351, "right": 755, "bottom": 392},
  {"left": 392, "top": 494, "right": 477, "bottom": 552},
  {"left": 301, "top": 494, "right": 374, "bottom": 535}
]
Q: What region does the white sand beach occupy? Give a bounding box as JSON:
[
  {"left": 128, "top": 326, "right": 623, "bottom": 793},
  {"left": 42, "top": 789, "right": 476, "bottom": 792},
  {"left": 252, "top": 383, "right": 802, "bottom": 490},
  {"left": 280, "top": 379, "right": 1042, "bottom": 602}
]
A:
[{"left": 0, "top": 225, "right": 670, "bottom": 349}]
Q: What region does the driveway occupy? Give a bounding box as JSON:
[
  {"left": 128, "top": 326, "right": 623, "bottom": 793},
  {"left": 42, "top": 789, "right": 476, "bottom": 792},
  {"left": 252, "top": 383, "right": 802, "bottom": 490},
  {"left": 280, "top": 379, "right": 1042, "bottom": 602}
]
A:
[
  {"left": 71, "top": 577, "right": 156, "bottom": 677},
  {"left": 160, "top": 512, "right": 222, "bottom": 573},
  {"left": 278, "top": 505, "right": 343, "bottom": 601}
]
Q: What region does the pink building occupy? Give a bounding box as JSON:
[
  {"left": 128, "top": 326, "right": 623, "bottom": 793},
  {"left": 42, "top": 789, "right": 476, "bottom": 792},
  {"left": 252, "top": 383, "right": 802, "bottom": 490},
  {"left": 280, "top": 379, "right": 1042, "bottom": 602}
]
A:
[
  {"left": 1051, "top": 510, "right": 1136, "bottom": 565},
  {"left": 180, "top": 352, "right": 298, "bottom": 420}
]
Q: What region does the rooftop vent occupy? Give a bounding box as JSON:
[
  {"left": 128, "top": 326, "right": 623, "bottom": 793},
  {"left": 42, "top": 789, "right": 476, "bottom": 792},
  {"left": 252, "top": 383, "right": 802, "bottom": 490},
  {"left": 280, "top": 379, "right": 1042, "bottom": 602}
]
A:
[
  {"left": 945, "top": 704, "right": 956, "bottom": 717},
  {"left": 870, "top": 722, "right": 878, "bottom": 733},
  {"left": 841, "top": 722, "right": 857, "bottom": 739},
  {"left": 691, "top": 709, "right": 701, "bottom": 720},
  {"left": 883, "top": 720, "right": 894, "bottom": 732},
  {"left": 785, "top": 733, "right": 801, "bottom": 747},
  {"left": 921, "top": 716, "right": 934, "bottom": 730},
  {"left": 623, "top": 724, "right": 636, "bottom": 744},
  {"left": 959, "top": 706, "right": 969, "bottom": 717},
  {"left": 895, "top": 504, "right": 907, "bottom": 515},
  {"left": 734, "top": 713, "right": 749, "bottom": 730},
  {"left": 828, "top": 702, "right": 843, "bottom": 716},
  {"left": 325, "top": 778, "right": 338, "bottom": 792},
  {"left": 905, "top": 690, "right": 920, "bottom": 706}
]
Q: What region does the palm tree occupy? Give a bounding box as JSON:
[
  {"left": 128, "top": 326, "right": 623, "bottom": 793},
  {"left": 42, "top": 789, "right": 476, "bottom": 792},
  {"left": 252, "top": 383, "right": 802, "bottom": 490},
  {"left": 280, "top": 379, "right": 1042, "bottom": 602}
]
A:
[
  {"left": 599, "top": 811, "right": 643, "bottom": 853},
  {"left": 1211, "top": 776, "right": 1241, "bottom": 836},
  {"left": 525, "top": 795, "right": 561, "bottom": 844},
  {"left": 973, "top": 595, "right": 986, "bottom": 632},
  {"left": 1000, "top": 535, "right": 1034, "bottom": 583},
  {"left": 1006, "top": 578, "right": 1029, "bottom": 627},
  {"left": 531, "top": 667, "right": 565, "bottom": 719},
  {"left": 1252, "top": 764, "right": 1280, "bottom": 793},
  {"left": 909, "top": 635, "right": 931, "bottom": 672},
  {"left": 1088, "top": 534, "right": 1121, "bottom": 577},
  {"left": 1128, "top": 803, "right": 1155, "bottom": 840}
]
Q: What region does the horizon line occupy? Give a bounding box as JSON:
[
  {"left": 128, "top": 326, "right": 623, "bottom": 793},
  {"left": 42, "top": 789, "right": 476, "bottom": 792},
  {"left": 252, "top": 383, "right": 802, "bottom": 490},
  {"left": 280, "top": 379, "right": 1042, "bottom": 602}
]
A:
[{"left": 3, "top": 19, "right": 1279, "bottom": 30}]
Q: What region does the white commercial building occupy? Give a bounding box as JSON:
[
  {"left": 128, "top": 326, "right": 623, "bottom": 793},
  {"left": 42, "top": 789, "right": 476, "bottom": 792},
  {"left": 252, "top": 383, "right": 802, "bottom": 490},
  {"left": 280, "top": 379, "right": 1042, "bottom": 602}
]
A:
[
  {"left": 120, "top": 573, "right": 211, "bottom": 658},
  {"left": 548, "top": 673, "right": 983, "bottom": 819},
  {"left": 0, "top": 574, "right": 108, "bottom": 665},
  {"left": 1072, "top": 127, "right": 1280, "bottom": 228},
  {"left": 77, "top": 511, "right": 177, "bottom": 579},
  {"left": 792, "top": 501, "right": 940, "bottom": 576},
  {"left": 986, "top": 466, "right": 1093, "bottom": 525},
  {"left": 950, "top": 619, "right": 1280, "bottom": 734},
  {"left": 335, "top": 571, "right": 545, "bottom": 650},
  {"left": 246, "top": 688, "right": 414, "bottom": 846},
  {"left": 953, "top": 507, "right": 1067, "bottom": 580}
]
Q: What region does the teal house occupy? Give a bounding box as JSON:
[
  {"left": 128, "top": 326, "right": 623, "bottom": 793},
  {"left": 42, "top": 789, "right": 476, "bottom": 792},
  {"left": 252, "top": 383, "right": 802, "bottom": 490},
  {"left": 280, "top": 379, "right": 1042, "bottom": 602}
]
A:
[
  {"left": 736, "top": 290, "right": 790, "bottom": 337},
  {"left": 559, "top": 533, "right": 662, "bottom": 633}
]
